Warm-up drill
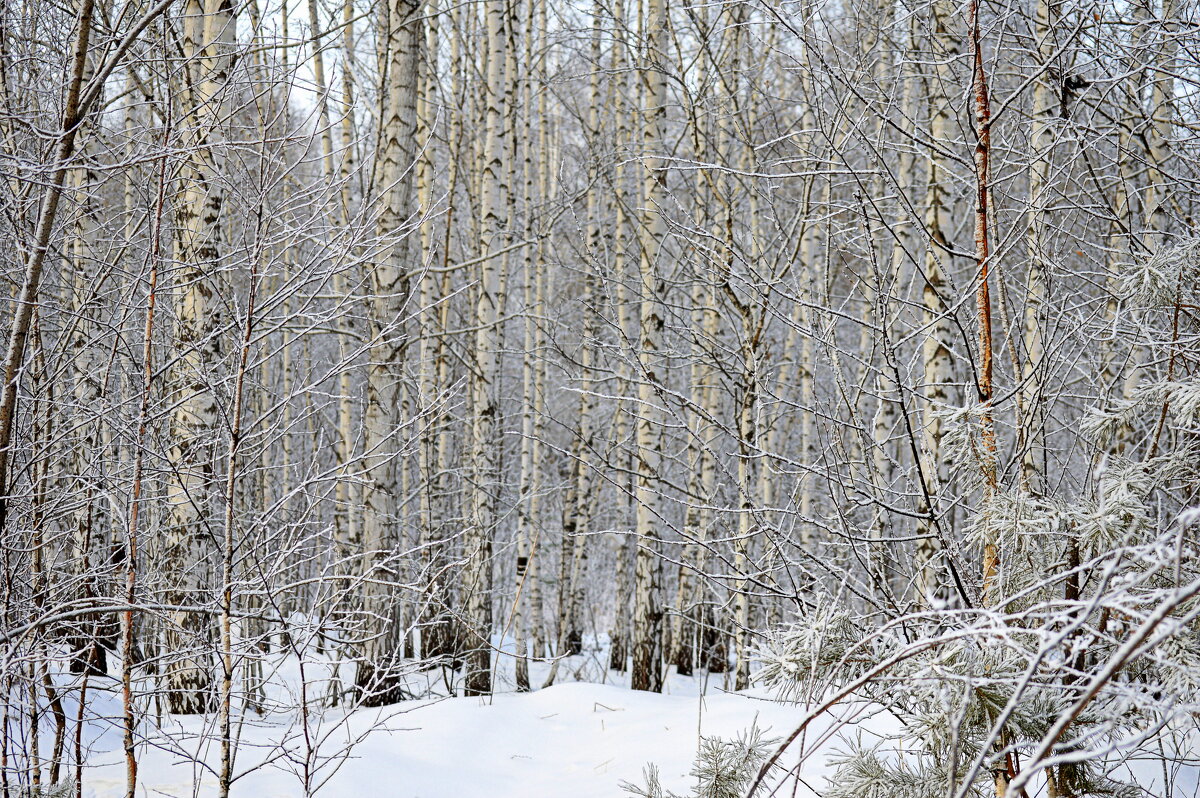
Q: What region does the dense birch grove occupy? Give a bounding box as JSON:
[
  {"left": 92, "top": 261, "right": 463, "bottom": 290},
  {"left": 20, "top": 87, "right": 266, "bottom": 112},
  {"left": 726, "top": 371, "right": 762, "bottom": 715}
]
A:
[{"left": 1, "top": 0, "right": 1199, "bottom": 793}]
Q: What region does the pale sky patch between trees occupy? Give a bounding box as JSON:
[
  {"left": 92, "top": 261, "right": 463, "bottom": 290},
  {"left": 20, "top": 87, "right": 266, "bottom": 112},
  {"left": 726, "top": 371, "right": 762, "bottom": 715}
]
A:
[{"left": 1, "top": 0, "right": 1199, "bottom": 795}]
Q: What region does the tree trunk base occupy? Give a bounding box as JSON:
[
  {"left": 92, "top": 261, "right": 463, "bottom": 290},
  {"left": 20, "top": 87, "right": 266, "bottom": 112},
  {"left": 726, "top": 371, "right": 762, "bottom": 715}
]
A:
[{"left": 354, "top": 661, "right": 412, "bottom": 707}]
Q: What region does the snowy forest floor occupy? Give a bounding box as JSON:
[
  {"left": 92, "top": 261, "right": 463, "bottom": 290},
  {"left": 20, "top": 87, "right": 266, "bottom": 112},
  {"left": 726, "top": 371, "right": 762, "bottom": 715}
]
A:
[
  {"left": 61, "top": 636, "right": 1200, "bottom": 797},
  {"left": 65, "top": 634, "right": 840, "bottom": 797}
]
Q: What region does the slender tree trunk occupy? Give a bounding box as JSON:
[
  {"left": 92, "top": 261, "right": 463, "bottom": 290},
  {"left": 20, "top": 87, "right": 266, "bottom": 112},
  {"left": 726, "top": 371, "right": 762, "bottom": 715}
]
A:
[
  {"left": 218, "top": 219, "right": 258, "bottom": 798},
  {"left": 356, "top": 0, "right": 422, "bottom": 706},
  {"left": 67, "top": 140, "right": 110, "bottom": 677},
  {"left": 0, "top": 0, "right": 97, "bottom": 533},
  {"left": 513, "top": 0, "right": 544, "bottom": 691},
  {"left": 872, "top": 12, "right": 917, "bottom": 599},
  {"left": 1021, "top": 0, "right": 1059, "bottom": 492},
  {"left": 462, "top": 0, "right": 510, "bottom": 696},
  {"left": 561, "top": 2, "right": 604, "bottom": 658},
  {"left": 970, "top": 0, "right": 1001, "bottom": 605},
  {"left": 125, "top": 133, "right": 169, "bottom": 798},
  {"left": 1141, "top": 0, "right": 1176, "bottom": 253},
  {"left": 631, "top": 0, "right": 668, "bottom": 694},
  {"left": 607, "top": 0, "right": 635, "bottom": 677},
  {"left": 914, "top": 0, "right": 958, "bottom": 606}
]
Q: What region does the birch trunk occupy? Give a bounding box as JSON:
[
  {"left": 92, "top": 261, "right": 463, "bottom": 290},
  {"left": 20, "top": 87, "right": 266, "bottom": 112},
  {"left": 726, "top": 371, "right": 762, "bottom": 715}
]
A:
[
  {"left": 462, "top": 0, "right": 509, "bottom": 695},
  {"left": 68, "top": 148, "right": 110, "bottom": 677},
  {"left": 607, "top": 0, "right": 635, "bottom": 676},
  {"left": 514, "top": 0, "right": 545, "bottom": 690},
  {"left": 415, "top": 0, "right": 440, "bottom": 664},
  {"left": 561, "top": 2, "right": 604, "bottom": 658},
  {"left": 873, "top": 12, "right": 917, "bottom": 597},
  {"left": 1141, "top": 0, "right": 1176, "bottom": 253},
  {"left": 914, "top": 0, "right": 958, "bottom": 606},
  {"left": 164, "top": 0, "right": 234, "bottom": 715},
  {"left": 333, "top": 0, "right": 360, "bottom": 572},
  {"left": 672, "top": 1, "right": 711, "bottom": 680},
  {"left": 356, "top": 0, "right": 421, "bottom": 706},
  {"left": 1021, "top": 0, "right": 1059, "bottom": 491},
  {"left": 631, "top": 0, "right": 668, "bottom": 693}
]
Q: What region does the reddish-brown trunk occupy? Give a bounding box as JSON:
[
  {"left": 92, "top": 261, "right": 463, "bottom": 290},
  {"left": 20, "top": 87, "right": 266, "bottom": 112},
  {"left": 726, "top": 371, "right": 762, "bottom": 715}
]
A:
[{"left": 971, "top": 0, "right": 1001, "bottom": 603}]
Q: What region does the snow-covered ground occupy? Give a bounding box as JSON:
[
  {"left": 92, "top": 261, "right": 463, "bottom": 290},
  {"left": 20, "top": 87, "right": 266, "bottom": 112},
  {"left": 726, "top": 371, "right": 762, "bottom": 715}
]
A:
[
  {"left": 59, "top": 638, "right": 889, "bottom": 798},
  {"left": 83, "top": 682, "right": 835, "bottom": 798},
  {"left": 35, "top": 636, "right": 1200, "bottom": 797}
]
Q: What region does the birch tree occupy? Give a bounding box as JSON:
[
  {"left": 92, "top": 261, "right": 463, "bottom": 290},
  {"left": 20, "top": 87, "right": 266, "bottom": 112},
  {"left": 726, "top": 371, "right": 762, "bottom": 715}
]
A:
[
  {"left": 630, "top": 0, "right": 669, "bottom": 694},
  {"left": 162, "top": 0, "right": 234, "bottom": 715},
  {"left": 354, "top": 0, "right": 422, "bottom": 706}
]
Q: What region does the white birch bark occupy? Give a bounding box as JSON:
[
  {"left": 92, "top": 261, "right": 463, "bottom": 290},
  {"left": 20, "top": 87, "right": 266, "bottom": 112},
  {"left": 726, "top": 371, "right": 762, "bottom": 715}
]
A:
[
  {"left": 461, "top": 0, "right": 509, "bottom": 695},
  {"left": 607, "top": 0, "right": 636, "bottom": 676},
  {"left": 562, "top": 1, "right": 604, "bottom": 658},
  {"left": 1021, "top": 0, "right": 1059, "bottom": 490},
  {"left": 631, "top": 0, "right": 668, "bottom": 693},
  {"left": 1141, "top": 0, "right": 1176, "bottom": 253},
  {"left": 68, "top": 146, "right": 109, "bottom": 676},
  {"left": 514, "top": 0, "right": 546, "bottom": 690},
  {"left": 356, "top": 0, "right": 421, "bottom": 705},
  {"left": 914, "top": 0, "right": 958, "bottom": 605},
  {"left": 872, "top": 11, "right": 917, "bottom": 596},
  {"left": 164, "top": 0, "right": 233, "bottom": 714}
]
